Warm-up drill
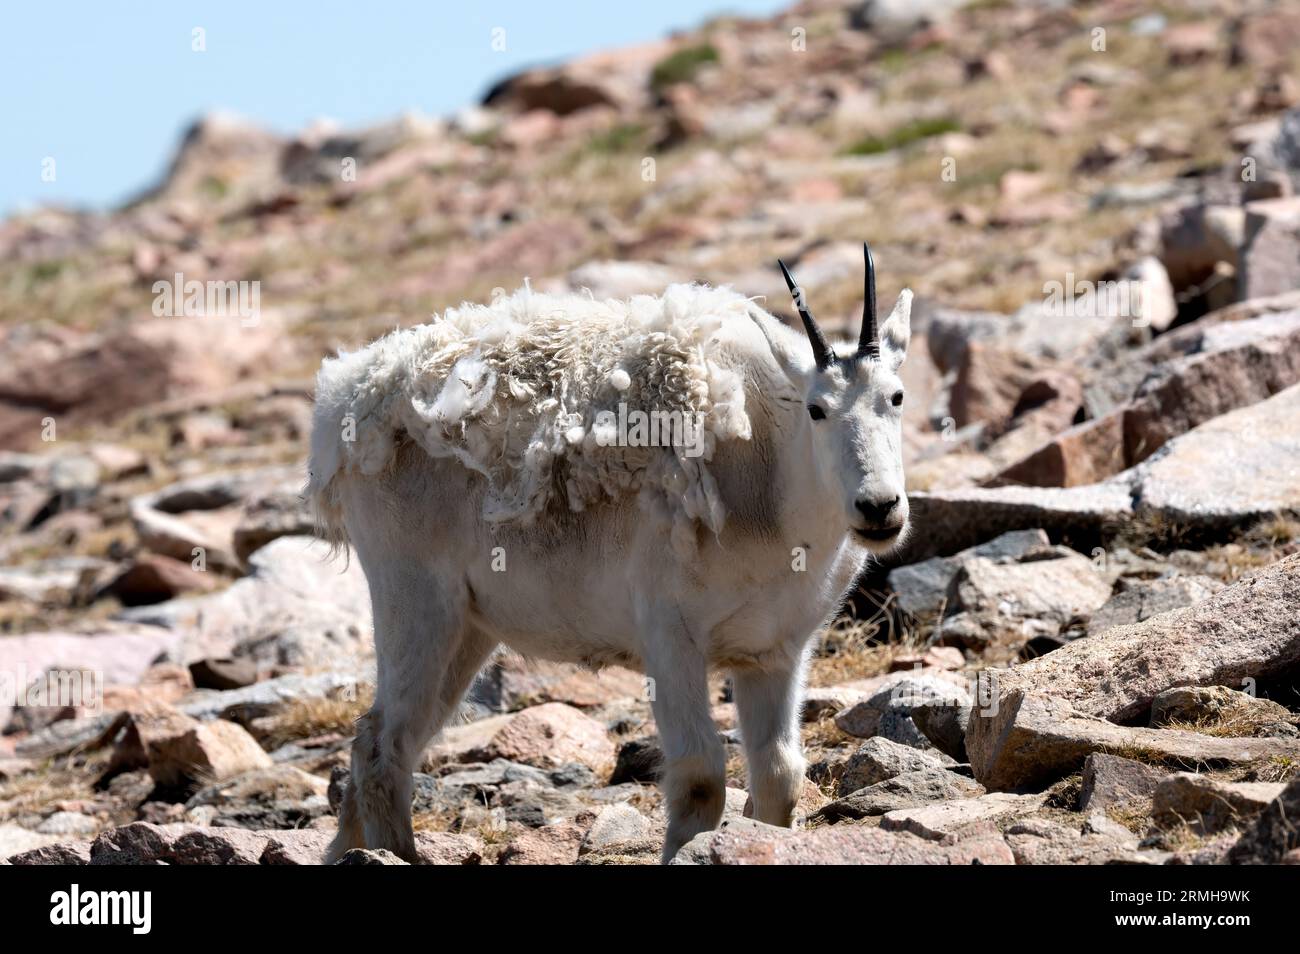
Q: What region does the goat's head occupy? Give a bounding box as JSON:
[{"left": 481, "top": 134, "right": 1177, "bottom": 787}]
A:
[{"left": 778, "top": 244, "right": 912, "bottom": 552}]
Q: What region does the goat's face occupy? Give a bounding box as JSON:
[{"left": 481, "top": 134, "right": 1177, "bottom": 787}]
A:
[
  {"left": 780, "top": 245, "right": 912, "bottom": 553},
  {"left": 804, "top": 314, "right": 910, "bottom": 550}
]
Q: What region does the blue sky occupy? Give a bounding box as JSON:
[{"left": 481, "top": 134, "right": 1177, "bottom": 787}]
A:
[{"left": 0, "top": 1, "right": 788, "bottom": 216}]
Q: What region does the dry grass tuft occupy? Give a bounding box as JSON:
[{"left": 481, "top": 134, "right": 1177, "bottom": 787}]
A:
[
  {"left": 1105, "top": 741, "right": 1200, "bottom": 769},
  {"left": 620, "top": 783, "right": 662, "bottom": 816},
  {"left": 1200, "top": 515, "right": 1300, "bottom": 580},
  {"left": 1119, "top": 512, "right": 1300, "bottom": 581},
  {"left": 410, "top": 806, "right": 460, "bottom": 834},
  {"left": 1250, "top": 756, "right": 1299, "bottom": 785},
  {"left": 1112, "top": 511, "right": 1198, "bottom": 552},
  {"left": 808, "top": 596, "right": 933, "bottom": 686},
  {"left": 0, "top": 753, "right": 109, "bottom": 824},
  {"left": 802, "top": 716, "right": 852, "bottom": 750},
  {"left": 258, "top": 686, "right": 373, "bottom": 749},
  {"left": 1043, "top": 773, "right": 1083, "bottom": 811},
  {"left": 1147, "top": 812, "right": 1240, "bottom": 853},
  {"left": 473, "top": 818, "right": 516, "bottom": 848},
  {"left": 1159, "top": 710, "right": 1300, "bottom": 740},
  {"left": 1251, "top": 515, "right": 1300, "bottom": 547},
  {"left": 1106, "top": 800, "right": 1156, "bottom": 835}
]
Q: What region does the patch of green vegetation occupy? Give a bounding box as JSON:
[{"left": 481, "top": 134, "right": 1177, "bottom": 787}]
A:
[
  {"left": 955, "top": 160, "right": 1043, "bottom": 192},
  {"left": 28, "top": 260, "right": 65, "bottom": 284},
  {"left": 873, "top": 41, "right": 944, "bottom": 76},
  {"left": 650, "top": 43, "right": 719, "bottom": 91},
  {"left": 840, "top": 117, "right": 962, "bottom": 156},
  {"left": 876, "top": 48, "right": 911, "bottom": 73},
  {"left": 465, "top": 128, "right": 499, "bottom": 148},
  {"left": 198, "top": 175, "right": 229, "bottom": 200},
  {"left": 585, "top": 122, "right": 648, "bottom": 155}
]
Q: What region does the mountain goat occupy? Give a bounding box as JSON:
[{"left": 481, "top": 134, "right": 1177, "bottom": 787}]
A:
[{"left": 308, "top": 244, "right": 912, "bottom": 862}]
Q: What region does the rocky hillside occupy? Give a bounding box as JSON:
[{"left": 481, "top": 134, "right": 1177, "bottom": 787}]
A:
[{"left": 3, "top": 0, "right": 1300, "bottom": 865}]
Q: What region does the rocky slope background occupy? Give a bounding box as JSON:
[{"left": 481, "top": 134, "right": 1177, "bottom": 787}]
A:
[{"left": 3, "top": 0, "right": 1300, "bottom": 865}]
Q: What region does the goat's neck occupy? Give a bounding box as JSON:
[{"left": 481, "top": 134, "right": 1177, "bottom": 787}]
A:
[{"left": 783, "top": 406, "right": 851, "bottom": 552}]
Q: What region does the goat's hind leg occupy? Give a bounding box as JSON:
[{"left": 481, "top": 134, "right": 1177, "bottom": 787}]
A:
[{"left": 327, "top": 570, "right": 492, "bottom": 863}]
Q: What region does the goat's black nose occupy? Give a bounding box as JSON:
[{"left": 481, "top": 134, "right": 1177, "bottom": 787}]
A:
[{"left": 855, "top": 496, "right": 899, "bottom": 526}]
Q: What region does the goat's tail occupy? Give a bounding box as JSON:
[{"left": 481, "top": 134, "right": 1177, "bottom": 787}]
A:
[
  {"left": 305, "top": 470, "right": 349, "bottom": 557},
  {"left": 306, "top": 354, "right": 357, "bottom": 557},
  {"left": 306, "top": 343, "right": 411, "bottom": 558}
]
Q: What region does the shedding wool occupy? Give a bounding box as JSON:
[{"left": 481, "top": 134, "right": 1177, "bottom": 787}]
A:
[{"left": 308, "top": 283, "right": 761, "bottom": 551}]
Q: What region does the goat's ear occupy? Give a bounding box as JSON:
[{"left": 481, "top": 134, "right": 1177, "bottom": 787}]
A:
[
  {"left": 748, "top": 306, "right": 811, "bottom": 381},
  {"left": 880, "top": 289, "right": 912, "bottom": 371}
]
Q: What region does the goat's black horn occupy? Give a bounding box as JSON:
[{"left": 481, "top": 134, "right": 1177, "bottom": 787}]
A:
[
  {"left": 858, "top": 242, "right": 880, "bottom": 359},
  {"left": 778, "top": 258, "right": 832, "bottom": 371}
]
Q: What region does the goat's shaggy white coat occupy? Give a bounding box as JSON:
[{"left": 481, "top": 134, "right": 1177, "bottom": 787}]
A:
[
  {"left": 310, "top": 279, "right": 913, "bottom": 863},
  {"left": 310, "top": 284, "right": 757, "bottom": 556}
]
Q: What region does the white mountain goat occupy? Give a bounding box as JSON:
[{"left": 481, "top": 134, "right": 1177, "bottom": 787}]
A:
[{"left": 308, "top": 244, "right": 912, "bottom": 862}]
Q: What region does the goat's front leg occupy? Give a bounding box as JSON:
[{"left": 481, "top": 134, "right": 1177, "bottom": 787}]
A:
[
  {"left": 732, "top": 656, "right": 807, "bottom": 828},
  {"left": 641, "top": 627, "right": 725, "bottom": 863}
]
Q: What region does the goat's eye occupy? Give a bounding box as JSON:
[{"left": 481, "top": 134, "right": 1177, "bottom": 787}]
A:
[
  {"left": 808, "top": 404, "right": 826, "bottom": 421},
  {"left": 891, "top": 390, "right": 905, "bottom": 408}
]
